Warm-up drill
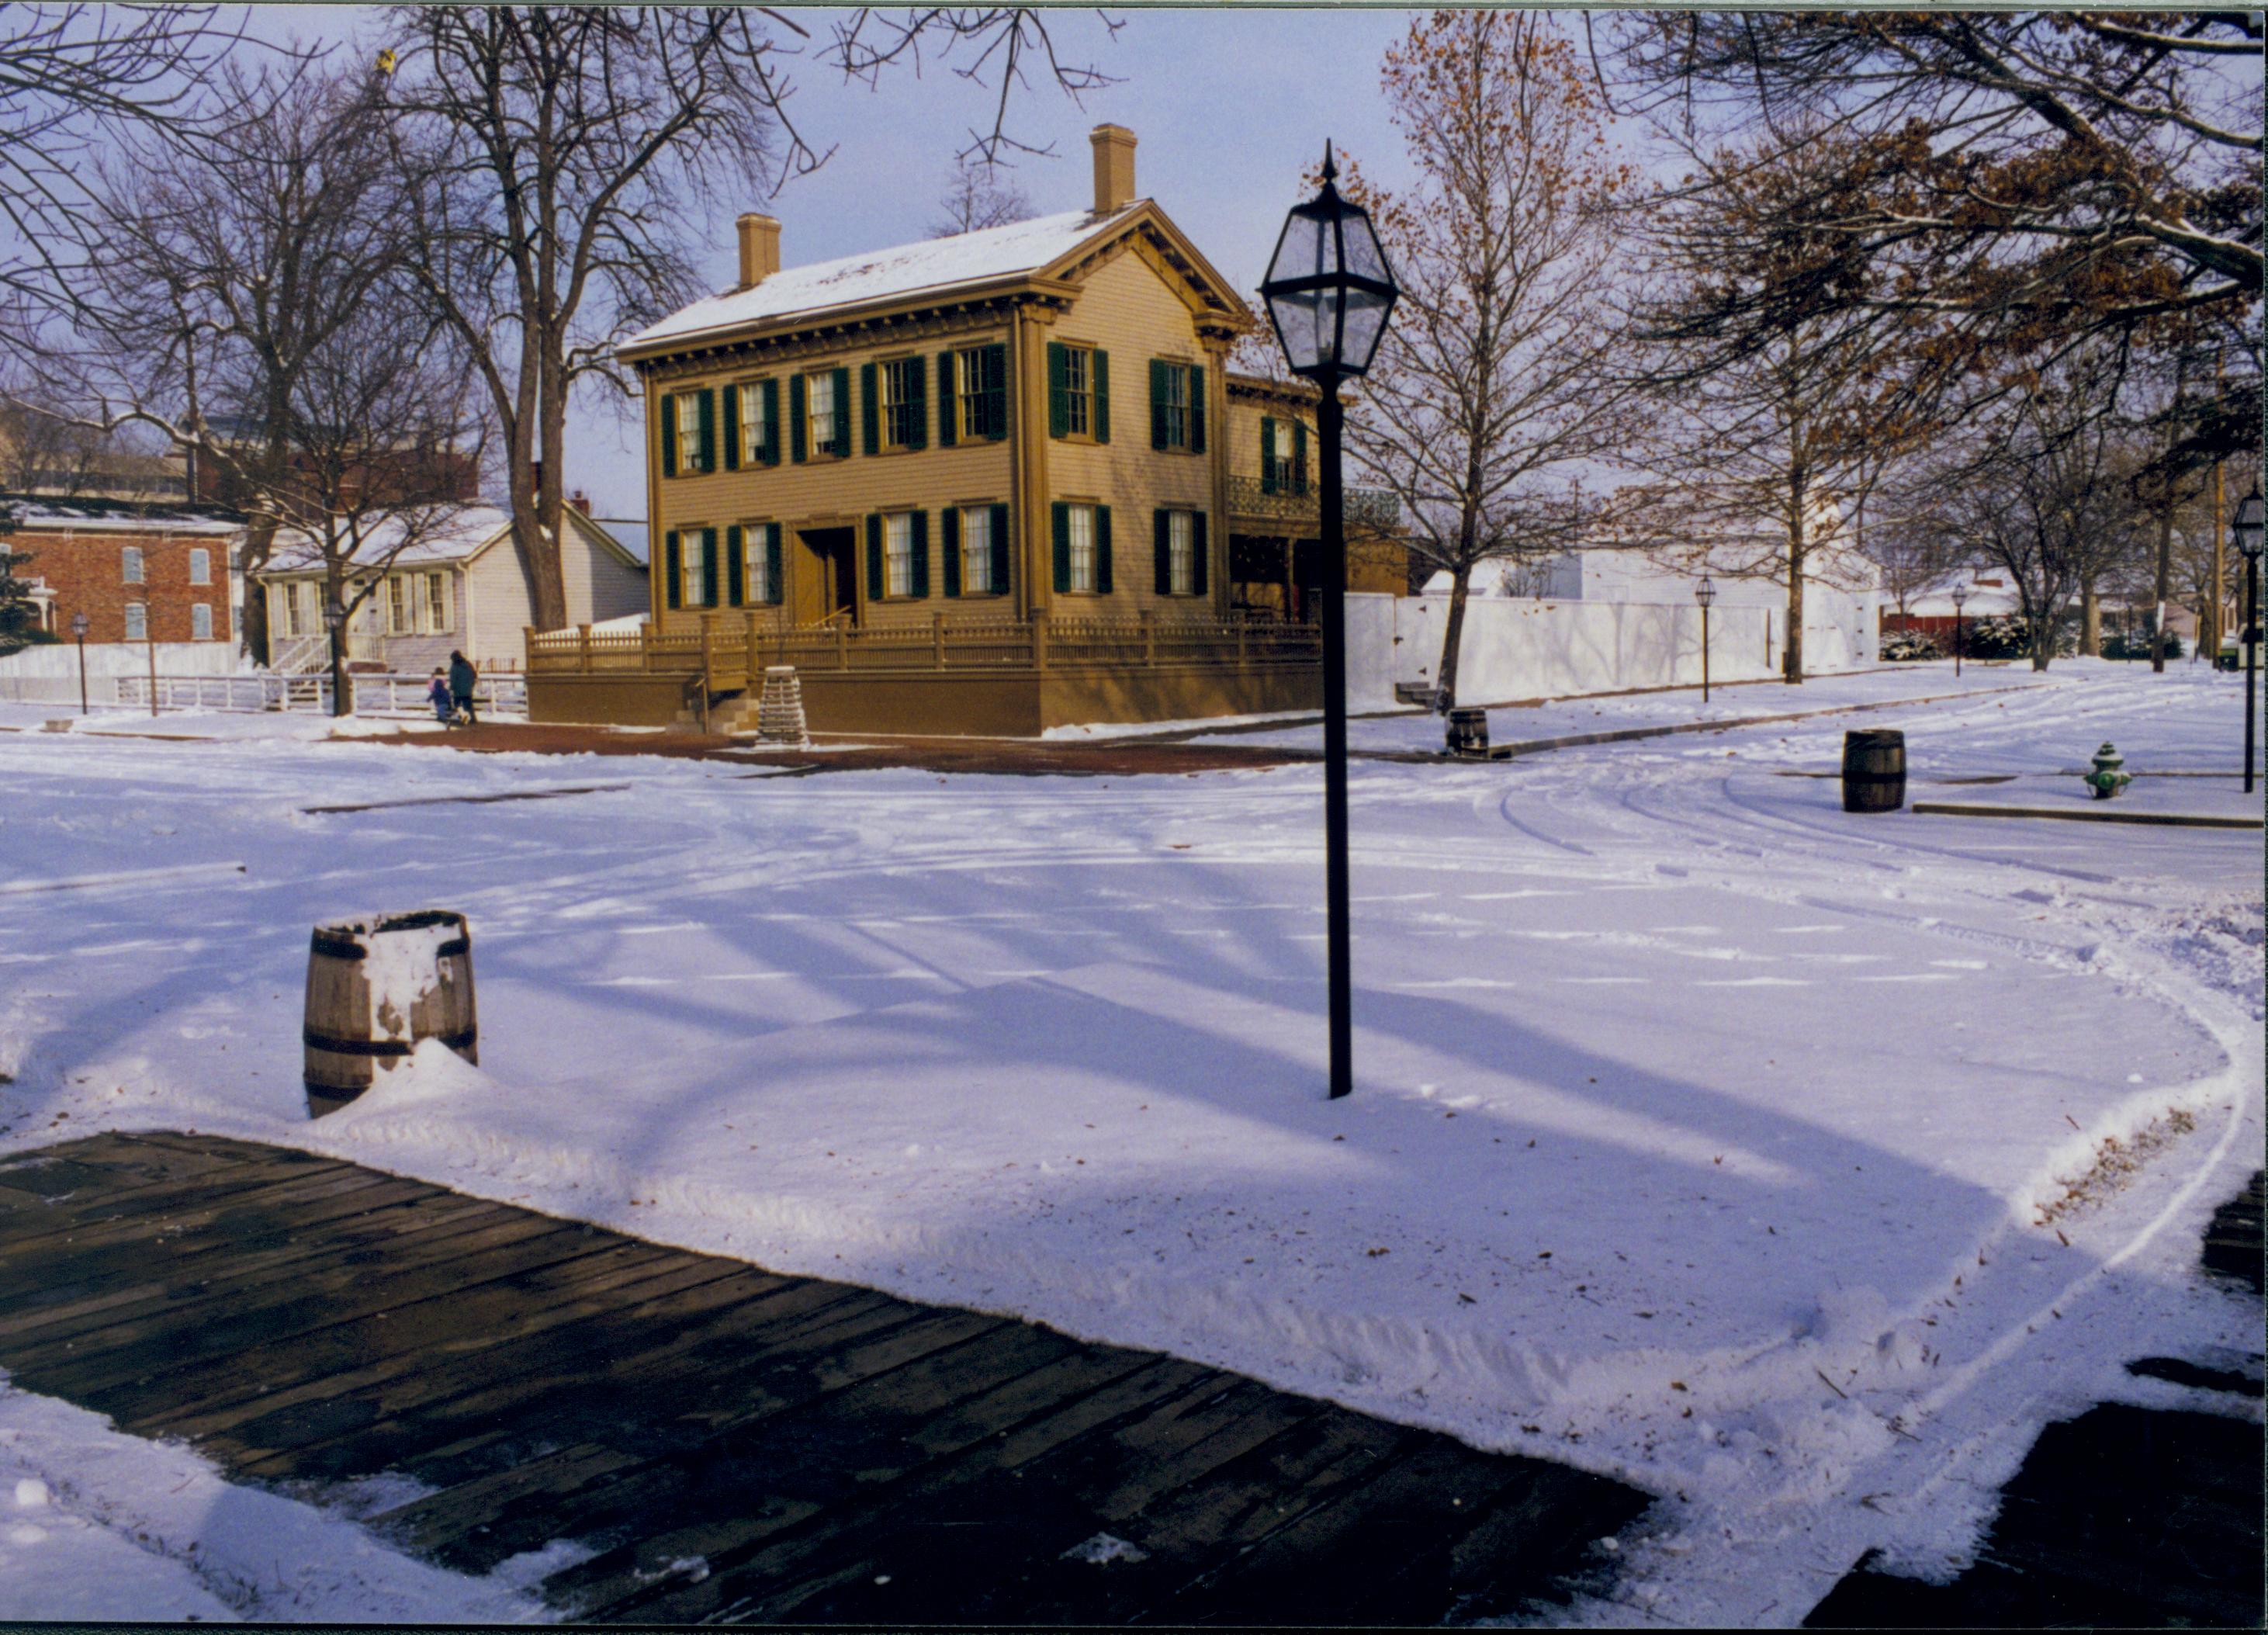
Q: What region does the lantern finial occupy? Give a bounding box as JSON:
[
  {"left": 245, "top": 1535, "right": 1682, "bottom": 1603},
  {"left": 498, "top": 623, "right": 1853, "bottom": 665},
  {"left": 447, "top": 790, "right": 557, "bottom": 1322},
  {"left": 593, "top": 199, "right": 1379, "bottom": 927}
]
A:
[{"left": 1321, "top": 140, "right": 1337, "bottom": 185}]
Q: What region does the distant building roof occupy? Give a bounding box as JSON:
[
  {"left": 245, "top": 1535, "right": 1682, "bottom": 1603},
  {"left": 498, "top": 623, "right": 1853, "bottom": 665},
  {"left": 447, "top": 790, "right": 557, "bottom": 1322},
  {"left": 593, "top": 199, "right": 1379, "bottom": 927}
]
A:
[
  {"left": 625, "top": 203, "right": 1148, "bottom": 352},
  {"left": 0, "top": 494, "right": 243, "bottom": 535},
  {"left": 589, "top": 516, "right": 648, "bottom": 566},
  {"left": 263, "top": 504, "right": 647, "bottom": 576}
]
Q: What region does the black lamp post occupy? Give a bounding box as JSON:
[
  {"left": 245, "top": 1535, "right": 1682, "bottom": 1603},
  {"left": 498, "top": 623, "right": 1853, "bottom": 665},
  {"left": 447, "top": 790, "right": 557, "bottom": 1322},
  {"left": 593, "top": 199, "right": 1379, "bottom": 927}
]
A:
[
  {"left": 1259, "top": 142, "right": 1398, "bottom": 1103},
  {"left": 2235, "top": 484, "right": 2263, "bottom": 795},
  {"left": 1694, "top": 576, "right": 1716, "bottom": 703},
  {"left": 69, "top": 611, "right": 88, "bottom": 715},
  {"left": 1949, "top": 584, "right": 1968, "bottom": 679}
]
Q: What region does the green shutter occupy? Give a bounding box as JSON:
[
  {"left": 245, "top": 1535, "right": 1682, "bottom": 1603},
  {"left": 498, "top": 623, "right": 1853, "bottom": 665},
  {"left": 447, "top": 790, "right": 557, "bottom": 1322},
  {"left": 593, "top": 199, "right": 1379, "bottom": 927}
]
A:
[
  {"left": 1047, "top": 342, "right": 1068, "bottom": 438},
  {"left": 1150, "top": 360, "right": 1169, "bottom": 450},
  {"left": 760, "top": 378, "right": 781, "bottom": 465},
  {"left": 1259, "top": 417, "right": 1277, "bottom": 494},
  {"left": 937, "top": 353, "right": 957, "bottom": 448},
  {"left": 1153, "top": 507, "right": 1171, "bottom": 594},
  {"left": 1193, "top": 510, "right": 1209, "bottom": 595},
  {"left": 660, "top": 393, "right": 680, "bottom": 478},
  {"left": 1092, "top": 349, "right": 1110, "bottom": 444},
  {"left": 765, "top": 522, "right": 783, "bottom": 603},
  {"left": 860, "top": 362, "right": 879, "bottom": 456},
  {"left": 941, "top": 506, "right": 961, "bottom": 597},
  {"left": 789, "top": 375, "right": 807, "bottom": 462},
  {"left": 1293, "top": 421, "right": 1309, "bottom": 494},
  {"left": 909, "top": 510, "right": 930, "bottom": 598},
  {"left": 982, "top": 343, "right": 1008, "bottom": 440},
  {"left": 696, "top": 390, "right": 716, "bottom": 473},
  {"left": 701, "top": 528, "right": 720, "bottom": 606},
  {"left": 905, "top": 359, "right": 927, "bottom": 451},
  {"left": 1095, "top": 504, "right": 1113, "bottom": 593},
  {"left": 989, "top": 504, "right": 1010, "bottom": 591},
  {"left": 865, "top": 513, "right": 884, "bottom": 598},
  {"left": 832, "top": 367, "right": 851, "bottom": 456},
  {"left": 1189, "top": 364, "right": 1206, "bottom": 453},
  {"left": 725, "top": 525, "right": 745, "bottom": 606},
  {"left": 1051, "top": 501, "right": 1070, "bottom": 593},
  {"left": 663, "top": 529, "right": 681, "bottom": 608},
  {"left": 722, "top": 385, "right": 742, "bottom": 471}
]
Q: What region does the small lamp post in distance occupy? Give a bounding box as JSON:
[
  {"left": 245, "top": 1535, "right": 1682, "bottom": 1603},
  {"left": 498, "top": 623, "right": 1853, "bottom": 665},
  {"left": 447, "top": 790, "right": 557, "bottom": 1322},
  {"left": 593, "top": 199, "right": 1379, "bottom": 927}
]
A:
[
  {"left": 2233, "top": 484, "right": 2263, "bottom": 795},
  {"left": 1949, "top": 584, "right": 1968, "bottom": 680},
  {"left": 69, "top": 611, "right": 89, "bottom": 715},
  {"left": 1694, "top": 575, "right": 1716, "bottom": 704},
  {"left": 1257, "top": 142, "right": 1399, "bottom": 1102}
]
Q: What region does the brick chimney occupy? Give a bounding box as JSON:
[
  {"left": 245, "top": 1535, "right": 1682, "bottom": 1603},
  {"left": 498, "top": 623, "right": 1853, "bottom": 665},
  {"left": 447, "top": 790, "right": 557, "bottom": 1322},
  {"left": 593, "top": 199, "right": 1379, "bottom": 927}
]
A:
[
  {"left": 736, "top": 213, "right": 781, "bottom": 289},
  {"left": 1089, "top": 124, "right": 1137, "bottom": 214}
]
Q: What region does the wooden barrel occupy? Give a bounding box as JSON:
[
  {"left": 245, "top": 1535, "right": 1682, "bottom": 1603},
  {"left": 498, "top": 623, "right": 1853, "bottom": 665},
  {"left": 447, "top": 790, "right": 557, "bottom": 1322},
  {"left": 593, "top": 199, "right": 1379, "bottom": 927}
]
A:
[
  {"left": 1446, "top": 707, "right": 1490, "bottom": 757},
  {"left": 1842, "top": 729, "right": 1906, "bottom": 813},
  {"left": 304, "top": 909, "right": 477, "bottom": 1115}
]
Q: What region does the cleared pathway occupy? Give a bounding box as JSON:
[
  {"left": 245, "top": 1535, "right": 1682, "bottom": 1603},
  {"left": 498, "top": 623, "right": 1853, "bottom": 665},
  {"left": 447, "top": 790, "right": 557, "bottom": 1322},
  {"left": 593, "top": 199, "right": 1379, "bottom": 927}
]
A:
[{"left": 0, "top": 1131, "right": 1650, "bottom": 1625}]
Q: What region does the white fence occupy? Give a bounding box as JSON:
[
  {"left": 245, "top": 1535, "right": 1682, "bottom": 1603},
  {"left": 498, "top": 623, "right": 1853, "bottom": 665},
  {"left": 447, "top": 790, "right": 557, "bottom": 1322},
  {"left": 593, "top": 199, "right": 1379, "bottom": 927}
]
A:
[{"left": 106, "top": 670, "right": 527, "bottom": 718}]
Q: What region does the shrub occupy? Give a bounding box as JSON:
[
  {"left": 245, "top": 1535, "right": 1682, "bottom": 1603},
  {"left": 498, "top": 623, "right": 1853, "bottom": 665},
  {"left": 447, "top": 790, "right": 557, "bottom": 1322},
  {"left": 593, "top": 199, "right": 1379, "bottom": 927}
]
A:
[
  {"left": 1882, "top": 629, "right": 1942, "bottom": 661},
  {"left": 2100, "top": 629, "right": 2179, "bottom": 660}
]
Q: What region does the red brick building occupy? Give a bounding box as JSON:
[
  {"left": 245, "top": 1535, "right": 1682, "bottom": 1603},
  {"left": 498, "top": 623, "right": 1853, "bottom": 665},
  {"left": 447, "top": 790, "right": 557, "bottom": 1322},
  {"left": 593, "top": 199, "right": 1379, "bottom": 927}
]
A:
[{"left": 1, "top": 497, "right": 246, "bottom": 647}]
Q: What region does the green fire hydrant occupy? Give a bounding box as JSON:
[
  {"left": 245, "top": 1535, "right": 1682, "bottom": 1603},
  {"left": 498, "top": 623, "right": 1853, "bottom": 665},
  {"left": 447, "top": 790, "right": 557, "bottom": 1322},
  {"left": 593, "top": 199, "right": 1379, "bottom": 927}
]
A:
[{"left": 2083, "top": 742, "right": 2133, "bottom": 800}]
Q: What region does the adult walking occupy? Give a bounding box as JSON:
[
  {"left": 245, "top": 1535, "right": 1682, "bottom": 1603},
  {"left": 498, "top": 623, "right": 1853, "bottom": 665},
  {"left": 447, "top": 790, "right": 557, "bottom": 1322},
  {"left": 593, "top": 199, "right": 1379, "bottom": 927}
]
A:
[{"left": 448, "top": 650, "right": 480, "bottom": 726}]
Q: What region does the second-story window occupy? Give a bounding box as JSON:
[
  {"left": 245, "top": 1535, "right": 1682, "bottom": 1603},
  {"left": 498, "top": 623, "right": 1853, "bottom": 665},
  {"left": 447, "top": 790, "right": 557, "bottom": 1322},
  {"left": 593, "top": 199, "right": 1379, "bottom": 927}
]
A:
[
  {"left": 1151, "top": 362, "right": 1204, "bottom": 452},
  {"left": 188, "top": 547, "right": 211, "bottom": 584},
  {"left": 122, "top": 546, "right": 144, "bottom": 584},
  {"left": 735, "top": 380, "right": 772, "bottom": 467},
  {"left": 947, "top": 345, "right": 1007, "bottom": 442},
  {"left": 1061, "top": 347, "right": 1090, "bottom": 437},
  {"left": 1047, "top": 342, "right": 1109, "bottom": 442},
  {"left": 673, "top": 390, "right": 704, "bottom": 473},
  {"left": 881, "top": 358, "right": 923, "bottom": 451},
  {"left": 808, "top": 371, "right": 838, "bottom": 457},
  {"left": 1260, "top": 415, "right": 1307, "bottom": 494}
]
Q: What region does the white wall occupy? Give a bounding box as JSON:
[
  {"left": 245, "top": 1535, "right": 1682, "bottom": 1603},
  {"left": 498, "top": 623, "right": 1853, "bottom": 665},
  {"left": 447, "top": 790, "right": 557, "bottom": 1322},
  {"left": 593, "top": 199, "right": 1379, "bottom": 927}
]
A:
[
  {"left": 0, "top": 640, "right": 250, "bottom": 701},
  {"left": 1383, "top": 596, "right": 1775, "bottom": 704}
]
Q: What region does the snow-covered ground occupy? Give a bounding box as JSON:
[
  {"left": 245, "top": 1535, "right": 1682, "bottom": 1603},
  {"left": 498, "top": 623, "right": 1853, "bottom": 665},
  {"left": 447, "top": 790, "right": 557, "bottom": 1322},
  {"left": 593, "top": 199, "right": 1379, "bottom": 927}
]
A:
[{"left": 0, "top": 659, "right": 2259, "bottom": 1625}]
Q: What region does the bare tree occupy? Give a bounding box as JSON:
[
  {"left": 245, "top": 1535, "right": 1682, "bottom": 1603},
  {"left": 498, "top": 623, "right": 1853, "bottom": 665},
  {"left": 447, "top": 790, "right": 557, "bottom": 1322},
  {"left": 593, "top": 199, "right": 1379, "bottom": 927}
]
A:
[
  {"left": 1863, "top": 494, "right": 1967, "bottom": 627},
  {"left": 1596, "top": 11, "right": 2264, "bottom": 469},
  {"left": 0, "top": 5, "right": 256, "bottom": 359},
  {"left": 1625, "top": 127, "right": 1942, "bottom": 682},
  {"left": 385, "top": 5, "right": 1120, "bottom": 634},
  {"left": 930, "top": 155, "right": 1037, "bottom": 237},
  {"left": 70, "top": 57, "right": 407, "bottom": 662},
  {"left": 1337, "top": 11, "right": 1639, "bottom": 708}
]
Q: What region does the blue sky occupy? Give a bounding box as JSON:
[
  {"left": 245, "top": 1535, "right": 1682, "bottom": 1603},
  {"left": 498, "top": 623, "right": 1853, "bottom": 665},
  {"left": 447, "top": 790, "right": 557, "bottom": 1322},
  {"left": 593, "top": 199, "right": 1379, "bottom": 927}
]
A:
[{"left": 250, "top": 6, "right": 1430, "bottom": 516}]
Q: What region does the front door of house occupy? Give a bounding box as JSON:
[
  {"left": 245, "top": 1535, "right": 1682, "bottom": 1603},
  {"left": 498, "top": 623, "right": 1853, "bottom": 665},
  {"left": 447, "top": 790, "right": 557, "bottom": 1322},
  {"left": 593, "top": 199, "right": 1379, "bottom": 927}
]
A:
[{"left": 793, "top": 527, "right": 858, "bottom": 627}]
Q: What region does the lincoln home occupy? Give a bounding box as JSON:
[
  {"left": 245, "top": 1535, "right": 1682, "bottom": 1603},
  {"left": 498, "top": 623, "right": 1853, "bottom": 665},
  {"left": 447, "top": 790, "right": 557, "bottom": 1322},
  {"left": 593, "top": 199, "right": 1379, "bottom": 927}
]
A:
[{"left": 527, "top": 125, "right": 1402, "bottom": 735}]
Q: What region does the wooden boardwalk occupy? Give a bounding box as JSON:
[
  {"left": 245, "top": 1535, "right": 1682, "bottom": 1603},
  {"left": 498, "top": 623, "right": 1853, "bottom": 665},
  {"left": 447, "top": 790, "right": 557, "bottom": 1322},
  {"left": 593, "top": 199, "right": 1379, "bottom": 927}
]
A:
[{"left": 0, "top": 1131, "right": 1650, "bottom": 1625}]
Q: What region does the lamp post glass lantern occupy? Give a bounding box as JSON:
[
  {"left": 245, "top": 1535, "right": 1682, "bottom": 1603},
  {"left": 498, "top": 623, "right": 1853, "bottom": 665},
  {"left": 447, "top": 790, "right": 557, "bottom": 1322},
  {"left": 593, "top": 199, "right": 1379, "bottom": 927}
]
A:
[
  {"left": 1694, "top": 577, "right": 1716, "bottom": 702},
  {"left": 2234, "top": 485, "right": 2263, "bottom": 794},
  {"left": 69, "top": 611, "right": 88, "bottom": 715},
  {"left": 1259, "top": 143, "right": 1398, "bottom": 1103},
  {"left": 1949, "top": 584, "right": 1969, "bottom": 678}
]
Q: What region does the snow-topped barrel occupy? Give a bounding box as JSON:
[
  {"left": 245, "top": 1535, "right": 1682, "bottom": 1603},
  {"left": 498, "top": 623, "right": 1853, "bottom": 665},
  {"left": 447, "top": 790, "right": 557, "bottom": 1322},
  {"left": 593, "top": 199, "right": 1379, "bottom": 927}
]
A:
[{"left": 303, "top": 910, "right": 479, "bottom": 1114}]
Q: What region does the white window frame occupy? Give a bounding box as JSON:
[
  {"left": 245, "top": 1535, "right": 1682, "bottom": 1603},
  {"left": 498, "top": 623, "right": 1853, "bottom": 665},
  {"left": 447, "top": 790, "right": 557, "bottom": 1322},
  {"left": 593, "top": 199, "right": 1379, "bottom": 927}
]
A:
[
  {"left": 296, "top": 581, "right": 318, "bottom": 638},
  {"left": 386, "top": 574, "right": 412, "bottom": 635},
  {"left": 191, "top": 602, "right": 213, "bottom": 640},
  {"left": 737, "top": 381, "right": 768, "bottom": 466},
  {"left": 187, "top": 547, "right": 211, "bottom": 585},
  {"left": 680, "top": 538, "right": 706, "bottom": 609},
  {"left": 1067, "top": 504, "right": 1097, "bottom": 593},
  {"left": 1061, "top": 348, "right": 1092, "bottom": 438},
  {"left": 807, "top": 371, "right": 837, "bottom": 456},
  {"left": 673, "top": 390, "right": 702, "bottom": 473},
  {"left": 1269, "top": 420, "right": 1295, "bottom": 489},
  {"left": 121, "top": 545, "right": 144, "bottom": 584},
  {"left": 954, "top": 348, "right": 988, "bottom": 440},
  {"left": 123, "top": 601, "right": 147, "bottom": 639},
  {"left": 1169, "top": 508, "right": 1196, "bottom": 595},
  {"left": 425, "top": 571, "right": 450, "bottom": 634},
  {"left": 883, "top": 511, "right": 914, "bottom": 598},
  {"left": 960, "top": 505, "right": 993, "bottom": 594},
  {"left": 880, "top": 357, "right": 919, "bottom": 451}
]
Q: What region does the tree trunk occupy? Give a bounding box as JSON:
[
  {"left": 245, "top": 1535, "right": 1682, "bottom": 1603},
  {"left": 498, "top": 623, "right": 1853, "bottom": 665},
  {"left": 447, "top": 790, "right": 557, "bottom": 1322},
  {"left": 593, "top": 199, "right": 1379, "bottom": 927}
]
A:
[
  {"left": 528, "top": 327, "right": 570, "bottom": 632},
  {"left": 1783, "top": 548, "right": 1806, "bottom": 684},
  {"left": 1437, "top": 561, "right": 1475, "bottom": 708},
  {"left": 2079, "top": 583, "right": 2100, "bottom": 656}
]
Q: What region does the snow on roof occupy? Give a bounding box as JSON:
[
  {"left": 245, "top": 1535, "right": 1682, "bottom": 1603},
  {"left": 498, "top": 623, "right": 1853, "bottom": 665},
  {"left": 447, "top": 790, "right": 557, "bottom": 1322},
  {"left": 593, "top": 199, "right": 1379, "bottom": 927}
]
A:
[
  {"left": 626, "top": 204, "right": 1144, "bottom": 350},
  {"left": 266, "top": 506, "right": 512, "bottom": 573},
  {"left": 1, "top": 497, "right": 243, "bottom": 535}
]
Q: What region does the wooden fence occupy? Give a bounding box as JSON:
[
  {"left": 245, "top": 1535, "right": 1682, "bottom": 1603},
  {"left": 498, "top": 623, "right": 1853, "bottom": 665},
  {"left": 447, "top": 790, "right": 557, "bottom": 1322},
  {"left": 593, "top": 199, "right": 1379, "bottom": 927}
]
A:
[{"left": 526, "top": 612, "right": 1321, "bottom": 697}]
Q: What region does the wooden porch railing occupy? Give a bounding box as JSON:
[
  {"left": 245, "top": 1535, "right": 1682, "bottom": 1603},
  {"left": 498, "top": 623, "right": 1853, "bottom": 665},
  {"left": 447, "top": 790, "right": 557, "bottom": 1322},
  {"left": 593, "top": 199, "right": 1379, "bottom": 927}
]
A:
[{"left": 525, "top": 611, "right": 1321, "bottom": 696}]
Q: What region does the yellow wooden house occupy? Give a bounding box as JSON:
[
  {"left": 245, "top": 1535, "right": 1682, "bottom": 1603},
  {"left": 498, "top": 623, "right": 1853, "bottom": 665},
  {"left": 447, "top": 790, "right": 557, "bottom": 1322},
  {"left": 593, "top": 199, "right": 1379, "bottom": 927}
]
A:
[{"left": 529, "top": 126, "right": 1397, "bottom": 735}]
